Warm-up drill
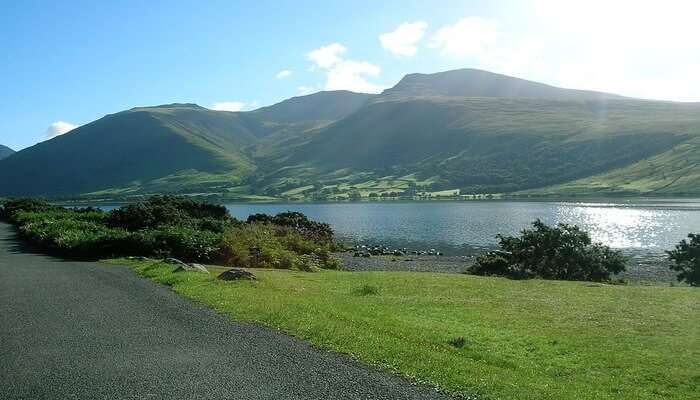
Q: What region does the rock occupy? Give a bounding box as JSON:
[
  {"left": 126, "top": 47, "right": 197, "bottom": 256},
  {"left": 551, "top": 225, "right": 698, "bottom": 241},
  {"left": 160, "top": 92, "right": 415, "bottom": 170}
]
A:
[
  {"left": 165, "top": 257, "right": 187, "bottom": 266},
  {"left": 167, "top": 258, "right": 209, "bottom": 273},
  {"left": 218, "top": 269, "right": 256, "bottom": 281},
  {"left": 174, "top": 263, "right": 209, "bottom": 274},
  {"left": 127, "top": 256, "right": 148, "bottom": 261}
]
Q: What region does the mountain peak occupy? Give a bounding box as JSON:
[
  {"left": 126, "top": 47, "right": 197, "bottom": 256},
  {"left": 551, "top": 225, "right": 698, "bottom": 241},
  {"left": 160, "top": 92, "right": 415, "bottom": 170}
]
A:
[
  {"left": 127, "top": 103, "right": 205, "bottom": 113},
  {"left": 382, "top": 68, "right": 623, "bottom": 101}
]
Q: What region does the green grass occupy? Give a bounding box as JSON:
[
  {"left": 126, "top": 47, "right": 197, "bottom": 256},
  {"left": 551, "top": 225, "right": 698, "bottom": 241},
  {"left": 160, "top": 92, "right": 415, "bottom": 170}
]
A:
[{"left": 106, "top": 258, "right": 699, "bottom": 400}]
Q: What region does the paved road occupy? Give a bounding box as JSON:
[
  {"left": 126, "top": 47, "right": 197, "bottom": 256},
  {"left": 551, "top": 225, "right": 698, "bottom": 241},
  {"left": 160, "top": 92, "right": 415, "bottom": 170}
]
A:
[{"left": 0, "top": 223, "right": 454, "bottom": 400}]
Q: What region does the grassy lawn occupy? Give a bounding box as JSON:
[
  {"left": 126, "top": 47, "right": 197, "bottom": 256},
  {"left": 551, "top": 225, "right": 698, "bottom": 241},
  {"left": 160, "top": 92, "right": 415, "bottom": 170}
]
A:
[{"left": 107, "top": 259, "right": 699, "bottom": 400}]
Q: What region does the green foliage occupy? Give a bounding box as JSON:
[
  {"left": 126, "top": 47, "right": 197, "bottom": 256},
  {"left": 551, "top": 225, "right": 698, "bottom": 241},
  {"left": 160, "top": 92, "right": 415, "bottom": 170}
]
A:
[
  {"left": 1, "top": 198, "right": 55, "bottom": 220},
  {"left": 5, "top": 196, "right": 337, "bottom": 268},
  {"left": 135, "top": 226, "right": 222, "bottom": 262},
  {"left": 471, "top": 220, "right": 627, "bottom": 282},
  {"left": 247, "top": 211, "right": 334, "bottom": 243},
  {"left": 220, "top": 222, "right": 339, "bottom": 270},
  {"left": 667, "top": 234, "right": 700, "bottom": 286},
  {"left": 107, "top": 194, "right": 229, "bottom": 231}
]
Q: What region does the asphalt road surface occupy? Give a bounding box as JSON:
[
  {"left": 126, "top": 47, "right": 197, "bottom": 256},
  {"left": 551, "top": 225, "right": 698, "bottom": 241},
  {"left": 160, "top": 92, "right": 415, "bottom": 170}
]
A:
[{"left": 0, "top": 223, "right": 454, "bottom": 400}]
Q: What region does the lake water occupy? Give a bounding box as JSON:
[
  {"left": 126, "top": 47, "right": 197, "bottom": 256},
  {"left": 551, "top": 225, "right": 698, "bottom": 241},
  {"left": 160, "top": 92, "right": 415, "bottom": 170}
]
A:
[{"left": 223, "top": 199, "right": 700, "bottom": 257}]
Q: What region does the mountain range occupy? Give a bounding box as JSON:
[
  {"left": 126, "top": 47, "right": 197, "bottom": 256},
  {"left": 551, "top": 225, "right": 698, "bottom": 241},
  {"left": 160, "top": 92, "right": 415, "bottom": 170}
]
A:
[{"left": 2, "top": 68, "right": 700, "bottom": 200}]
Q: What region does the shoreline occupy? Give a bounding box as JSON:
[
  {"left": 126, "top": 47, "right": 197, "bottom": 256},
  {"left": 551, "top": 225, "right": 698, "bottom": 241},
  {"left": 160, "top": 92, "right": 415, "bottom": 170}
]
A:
[{"left": 336, "top": 251, "right": 680, "bottom": 284}]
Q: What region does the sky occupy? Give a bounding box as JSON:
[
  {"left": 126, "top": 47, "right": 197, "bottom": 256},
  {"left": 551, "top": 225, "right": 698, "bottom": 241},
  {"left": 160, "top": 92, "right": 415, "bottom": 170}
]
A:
[{"left": 2, "top": 0, "right": 699, "bottom": 150}]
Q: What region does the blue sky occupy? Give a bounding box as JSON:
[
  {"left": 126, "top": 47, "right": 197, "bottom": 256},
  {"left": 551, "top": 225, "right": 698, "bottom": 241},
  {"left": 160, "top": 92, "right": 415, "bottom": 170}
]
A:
[{"left": 2, "top": 0, "right": 699, "bottom": 150}]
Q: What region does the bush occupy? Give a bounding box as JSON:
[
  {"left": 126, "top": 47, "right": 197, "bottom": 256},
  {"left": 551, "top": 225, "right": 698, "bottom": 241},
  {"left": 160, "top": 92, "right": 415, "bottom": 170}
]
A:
[
  {"left": 5, "top": 196, "right": 337, "bottom": 271},
  {"left": 220, "top": 223, "right": 339, "bottom": 270},
  {"left": 137, "top": 226, "right": 222, "bottom": 262},
  {"left": 247, "top": 211, "right": 334, "bottom": 243},
  {"left": 1, "top": 198, "right": 55, "bottom": 221},
  {"left": 470, "top": 220, "right": 626, "bottom": 282},
  {"left": 667, "top": 234, "right": 700, "bottom": 286},
  {"left": 107, "top": 195, "right": 230, "bottom": 231}
]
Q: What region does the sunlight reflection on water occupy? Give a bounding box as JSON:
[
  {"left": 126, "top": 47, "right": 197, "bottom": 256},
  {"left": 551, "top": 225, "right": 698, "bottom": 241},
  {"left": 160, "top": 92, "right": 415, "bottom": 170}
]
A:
[{"left": 223, "top": 199, "right": 700, "bottom": 255}]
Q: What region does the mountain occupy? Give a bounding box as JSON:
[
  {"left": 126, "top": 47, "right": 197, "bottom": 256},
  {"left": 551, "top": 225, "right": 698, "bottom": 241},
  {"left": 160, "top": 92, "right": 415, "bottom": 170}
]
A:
[
  {"left": 381, "top": 69, "right": 624, "bottom": 100},
  {"left": 248, "top": 90, "right": 373, "bottom": 124},
  {"left": 0, "top": 104, "right": 261, "bottom": 196},
  {"left": 0, "top": 145, "right": 14, "bottom": 160},
  {"left": 2, "top": 69, "right": 700, "bottom": 199},
  {"left": 272, "top": 95, "right": 698, "bottom": 194},
  {"left": 0, "top": 93, "right": 371, "bottom": 197}
]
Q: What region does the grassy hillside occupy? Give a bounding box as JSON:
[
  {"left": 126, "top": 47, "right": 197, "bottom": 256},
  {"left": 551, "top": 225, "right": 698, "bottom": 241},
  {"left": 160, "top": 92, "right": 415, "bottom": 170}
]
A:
[
  {"left": 3, "top": 69, "right": 700, "bottom": 198},
  {"left": 113, "top": 259, "right": 700, "bottom": 400},
  {"left": 0, "top": 104, "right": 258, "bottom": 196},
  {"left": 248, "top": 90, "right": 374, "bottom": 123},
  {"left": 282, "top": 96, "right": 700, "bottom": 194},
  {"left": 523, "top": 138, "right": 700, "bottom": 196},
  {"left": 0, "top": 144, "right": 14, "bottom": 160}
]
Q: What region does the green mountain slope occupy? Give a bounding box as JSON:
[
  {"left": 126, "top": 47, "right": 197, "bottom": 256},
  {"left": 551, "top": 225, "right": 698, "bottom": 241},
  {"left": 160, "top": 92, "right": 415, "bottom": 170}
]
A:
[
  {"left": 278, "top": 96, "right": 699, "bottom": 194},
  {"left": 0, "top": 104, "right": 258, "bottom": 196},
  {"left": 248, "top": 90, "right": 374, "bottom": 124},
  {"left": 3, "top": 69, "right": 700, "bottom": 199},
  {"left": 525, "top": 138, "right": 700, "bottom": 196},
  {"left": 0, "top": 145, "right": 14, "bottom": 160}
]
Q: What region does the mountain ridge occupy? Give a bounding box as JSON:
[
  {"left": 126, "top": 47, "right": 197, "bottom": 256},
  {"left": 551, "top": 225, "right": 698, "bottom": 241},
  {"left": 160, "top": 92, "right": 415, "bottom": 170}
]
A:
[{"left": 2, "top": 68, "right": 700, "bottom": 199}]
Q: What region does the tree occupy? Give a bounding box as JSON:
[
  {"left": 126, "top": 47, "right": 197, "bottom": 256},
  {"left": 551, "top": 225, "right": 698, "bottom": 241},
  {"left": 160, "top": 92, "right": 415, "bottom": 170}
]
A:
[
  {"left": 470, "top": 219, "right": 626, "bottom": 282},
  {"left": 667, "top": 234, "right": 700, "bottom": 286}
]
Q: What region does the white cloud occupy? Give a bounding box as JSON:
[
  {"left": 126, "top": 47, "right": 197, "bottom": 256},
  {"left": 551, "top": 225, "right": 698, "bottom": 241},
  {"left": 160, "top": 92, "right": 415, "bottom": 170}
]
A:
[
  {"left": 423, "top": 3, "right": 700, "bottom": 101},
  {"left": 429, "top": 17, "right": 500, "bottom": 58},
  {"left": 43, "top": 121, "right": 79, "bottom": 140},
  {"left": 529, "top": 0, "right": 700, "bottom": 101},
  {"left": 379, "top": 21, "right": 428, "bottom": 56},
  {"left": 297, "top": 86, "right": 315, "bottom": 95},
  {"left": 427, "top": 16, "right": 546, "bottom": 83},
  {"left": 325, "top": 61, "right": 383, "bottom": 93},
  {"left": 276, "top": 69, "right": 292, "bottom": 79},
  {"left": 210, "top": 101, "right": 246, "bottom": 112},
  {"left": 307, "top": 43, "right": 346, "bottom": 68},
  {"left": 306, "top": 43, "right": 384, "bottom": 93}
]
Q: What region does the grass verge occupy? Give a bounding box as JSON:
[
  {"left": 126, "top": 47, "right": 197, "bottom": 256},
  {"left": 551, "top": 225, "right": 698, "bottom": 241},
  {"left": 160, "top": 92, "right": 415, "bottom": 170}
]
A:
[{"left": 105, "top": 258, "right": 700, "bottom": 400}]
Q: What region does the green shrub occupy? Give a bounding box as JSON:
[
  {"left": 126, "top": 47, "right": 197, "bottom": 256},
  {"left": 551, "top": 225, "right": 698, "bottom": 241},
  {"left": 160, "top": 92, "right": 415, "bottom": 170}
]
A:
[
  {"left": 107, "top": 195, "right": 230, "bottom": 231},
  {"left": 1, "top": 198, "right": 55, "bottom": 221},
  {"left": 247, "top": 211, "right": 334, "bottom": 243},
  {"left": 137, "top": 226, "right": 222, "bottom": 262},
  {"left": 667, "top": 234, "right": 700, "bottom": 286},
  {"left": 6, "top": 196, "right": 337, "bottom": 270},
  {"left": 470, "top": 220, "right": 626, "bottom": 282},
  {"left": 220, "top": 223, "right": 339, "bottom": 270},
  {"left": 467, "top": 252, "right": 515, "bottom": 277}
]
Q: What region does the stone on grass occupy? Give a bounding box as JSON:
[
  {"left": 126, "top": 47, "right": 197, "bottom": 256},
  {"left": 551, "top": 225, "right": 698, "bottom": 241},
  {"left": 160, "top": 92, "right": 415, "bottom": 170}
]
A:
[
  {"left": 165, "top": 257, "right": 187, "bottom": 266},
  {"left": 166, "top": 258, "right": 209, "bottom": 273},
  {"left": 218, "top": 269, "right": 256, "bottom": 281}
]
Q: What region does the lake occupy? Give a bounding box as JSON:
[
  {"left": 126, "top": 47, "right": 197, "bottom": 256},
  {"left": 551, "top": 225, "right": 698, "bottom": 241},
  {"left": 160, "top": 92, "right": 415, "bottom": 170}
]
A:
[{"left": 223, "top": 199, "right": 700, "bottom": 258}]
